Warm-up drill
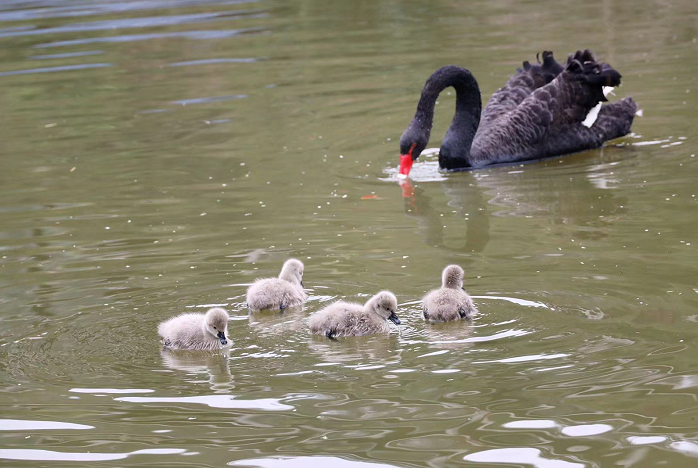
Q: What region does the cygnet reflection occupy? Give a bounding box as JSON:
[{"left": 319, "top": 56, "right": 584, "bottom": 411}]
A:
[
  {"left": 160, "top": 349, "right": 233, "bottom": 391},
  {"left": 247, "top": 304, "right": 307, "bottom": 337}
]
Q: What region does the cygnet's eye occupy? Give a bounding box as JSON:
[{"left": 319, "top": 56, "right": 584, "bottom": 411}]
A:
[{"left": 213, "top": 326, "right": 217, "bottom": 330}]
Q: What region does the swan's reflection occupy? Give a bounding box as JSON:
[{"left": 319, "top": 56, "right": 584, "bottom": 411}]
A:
[
  {"left": 400, "top": 176, "right": 489, "bottom": 253},
  {"left": 399, "top": 148, "right": 634, "bottom": 250},
  {"left": 160, "top": 349, "right": 233, "bottom": 391}
]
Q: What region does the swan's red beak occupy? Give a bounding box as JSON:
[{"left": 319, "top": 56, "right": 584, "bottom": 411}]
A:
[
  {"left": 399, "top": 153, "right": 413, "bottom": 177},
  {"left": 399, "top": 143, "right": 417, "bottom": 177}
]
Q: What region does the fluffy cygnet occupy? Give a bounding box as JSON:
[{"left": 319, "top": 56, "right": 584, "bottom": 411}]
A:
[
  {"left": 158, "top": 307, "right": 230, "bottom": 351},
  {"left": 422, "top": 265, "right": 477, "bottom": 323},
  {"left": 246, "top": 259, "right": 306, "bottom": 311},
  {"left": 309, "top": 291, "right": 400, "bottom": 339}
]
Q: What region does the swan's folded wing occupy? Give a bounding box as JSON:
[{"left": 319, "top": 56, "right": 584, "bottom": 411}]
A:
[
  {"left": 470, "top": 84, "right": 557, "bottom": 165},
  {"left": 538, "top": 97, "right": 637, "bottom": 159},
  {"left": 480, "top": 51, "right": 563, "bottom": 128},
  {"left": 471, "top": 50, "right": 632, "bottom": 165}
]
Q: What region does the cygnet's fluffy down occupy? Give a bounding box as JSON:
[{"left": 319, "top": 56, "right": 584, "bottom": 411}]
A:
[
  {"left": 422, "top": 265, "right": 477, "bottom": 323},
  {"left": 246, "top": 259, "right": 306, "bottom": 311},
  {"left": 158, "top": 307, "right": 230, "bottom": 351},
  {"left": 309, "top": 291, "right": 401, "bottom": 338}
]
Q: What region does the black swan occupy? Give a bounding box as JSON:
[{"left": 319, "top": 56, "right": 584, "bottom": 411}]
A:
[{"left": 398, "top": 50, "right": 637, "bottom": 175}]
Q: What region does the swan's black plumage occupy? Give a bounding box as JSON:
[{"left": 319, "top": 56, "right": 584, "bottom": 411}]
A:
[{"left": 399, "top": 50, "right": 637, "bottom": 171}]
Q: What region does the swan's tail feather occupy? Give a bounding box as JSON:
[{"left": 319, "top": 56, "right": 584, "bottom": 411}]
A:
[
  {"left": 483, "top": 51, "right": 564, "bottom": 128},
  {"left": 517, "top": 50, "right": 564, "bottom": 87},
  {"left": 564, "top": 50, "right": 622, "bottom": 103},
  {"left": 540, "top": 50, "right": 564, "bottom": 78}
]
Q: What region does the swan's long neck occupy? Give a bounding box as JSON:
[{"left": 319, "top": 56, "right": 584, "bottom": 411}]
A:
[{"left": 411, "top": 66, "right": 482, "bottom": 168}]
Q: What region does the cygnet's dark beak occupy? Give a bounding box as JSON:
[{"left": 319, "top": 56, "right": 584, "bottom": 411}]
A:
[
  {"left": 217, "top": 331, "right": 228, "bottom": 345},
  {"left": 388, "top": 312, "right": 401, "bottom": 325}
]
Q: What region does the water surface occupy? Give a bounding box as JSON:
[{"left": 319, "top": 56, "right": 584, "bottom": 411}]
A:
[{"left": 1, "top": 0, "right": 698, "bottom": 466}]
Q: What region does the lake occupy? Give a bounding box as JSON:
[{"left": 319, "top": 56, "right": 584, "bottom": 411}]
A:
[{"left": 1, "top": 0, "right": 697, "bottom": 466}]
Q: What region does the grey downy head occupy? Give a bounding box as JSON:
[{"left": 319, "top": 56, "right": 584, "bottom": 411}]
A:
[
  {"left": 367, "top": 291, "right": 400, "bottom": 325},
  {"left": 203, "top": 307, "right": 230, "bottom": 345},
  {"left": 279, "top": 258, "right": 304, "bottom": 287},
  {"left": 442, "top": 264, "right": 465, "bottom": 290}
]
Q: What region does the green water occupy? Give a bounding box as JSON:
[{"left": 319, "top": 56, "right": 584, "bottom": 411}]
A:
[{"left": 1, "top": 0, "right": 698, "bottom": 466}]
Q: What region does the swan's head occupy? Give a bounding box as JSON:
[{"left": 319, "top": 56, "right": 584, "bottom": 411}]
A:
[
  {"left": 367, "top": 291, "right": 400, "bottom": 325},
  {"left": 399, "top": 124, "right": 428, "bottom": 177},
  {"left": 279, "top": 258, "right": 304, "bottom": 286},
  {"left": 203, "top": 307, "right": 230, "bottom": 346},
  {"left": 442, "top": 264, "right": 464, "bottom": 289}
]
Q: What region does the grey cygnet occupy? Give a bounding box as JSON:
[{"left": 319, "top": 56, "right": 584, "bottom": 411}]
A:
[
  {"left": 246, "top": 259, "right": 306, "bottom": 311},
  {"left": 158, "top": 307, "right": 230, "bottom": 351},
  {"left": 422, "top": 265, "right": 477, "bottom": 322},
  {"left": 309, "top": 291, "right": 400, "bottom": 339}
]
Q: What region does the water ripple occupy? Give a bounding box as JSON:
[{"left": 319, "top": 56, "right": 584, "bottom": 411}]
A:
[
  {"left": 0, "top": 63, "right": 111, "bottom": 77},
  {"left": 0, "top": 10, "right": 263, "bottom": 38},
  {"left": 29, "top": 50, "right": 104, "bottom": 60},
  {"left": 171, "top": 94, "right": 248, "bottom": 105},
  {"left": 229, "top": 457, "right": 404, "bottom": 468},
  {"left": 474, "top": 353, "right": 569, "bottom": 364},
  {"left": 560, "top": 424, "right": 613, "bottom": 437},
  {"left": 70, "top": 387, "right": 154, "bottom": 394},
  {"left": 166, "top": 57, "right": 260, "bottom": 67},
  {"left": 463, "top": 448, "right": 585, "bottom": 467},
  {"left": 34, "top": 27, "right": 264, "bottom": 48},
  {"left": 0, "top": 0, "right": 259, "bottom": 22},
  {"left": 0, "top": 419, "right": 94, "bottom": 431},
  {"left": 503, "top": 420, "right": 558, "bottom": 429},
  {"left": 115, "top": 394, "right": 294, "bottom": 411},
  {"left": 0, "top": 448, "right": 188, "bottom": 462},
  {"left": 402, "top": 329, "right": 531, "bottom": 345},
  {"left": 472, "top": 295, "right": 550, "bottom": 309}
]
